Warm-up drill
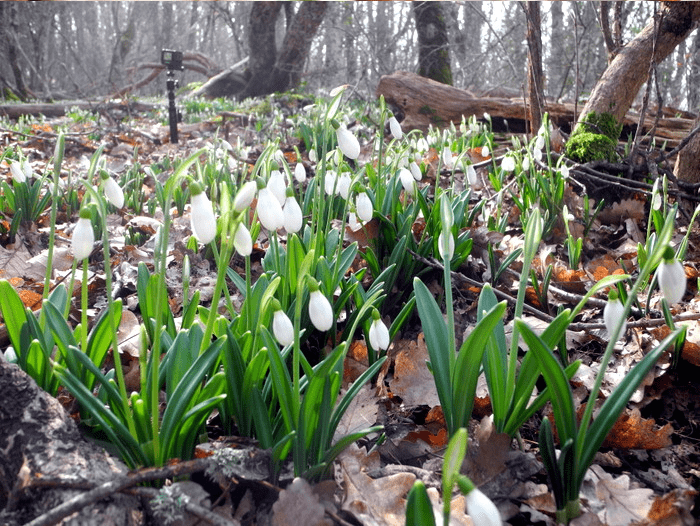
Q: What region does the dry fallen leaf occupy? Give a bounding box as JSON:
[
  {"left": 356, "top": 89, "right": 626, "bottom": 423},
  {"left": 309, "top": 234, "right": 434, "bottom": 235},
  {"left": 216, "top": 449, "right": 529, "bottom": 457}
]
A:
[
  {"left": 583, "top": 464, "right": 655, "bottom": 525},
  {"left": 272, "top": 477, "right": 331, "bottom": 526},
  {"left": 389, "top": 335, "right": 440, "bottom": 408},
  {"left": 600, "top": 407, "right": 673, "bottom": 450}
]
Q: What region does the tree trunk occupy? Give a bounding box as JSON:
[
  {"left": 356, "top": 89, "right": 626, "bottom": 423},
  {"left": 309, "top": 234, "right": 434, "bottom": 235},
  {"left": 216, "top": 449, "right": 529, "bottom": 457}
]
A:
[
  {"left": 578, "top": 2, "right": 700, "bottom": 126},
  {"left": 523, "top": 1, "right": 544, "bottom": 135},
  {"left": 412, "top": 1, "right": 452, "bottom": 85},
  {"left": 674, "top": 114, "right": 700, "bottom": 184},
  {"left": 239, "top": 1, "right": 327, "bottom": 99}
]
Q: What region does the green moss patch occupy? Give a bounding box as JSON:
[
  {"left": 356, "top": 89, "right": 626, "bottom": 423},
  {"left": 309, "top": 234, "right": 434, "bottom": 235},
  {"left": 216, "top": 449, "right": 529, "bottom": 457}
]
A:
[{"left": 565, "top": 111, "right": 622, "bottom": 163}]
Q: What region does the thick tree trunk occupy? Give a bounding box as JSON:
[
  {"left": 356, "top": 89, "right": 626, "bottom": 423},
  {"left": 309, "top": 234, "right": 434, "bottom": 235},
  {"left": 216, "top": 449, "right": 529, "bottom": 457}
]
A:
[
  {"left": 240, "top": 2, "right": 282, "bottom": 99},
  {"left": 578, "top": 2, "right": 700, "bottom": 126},
  {"left": 412, "top": 1, "right": 452, "bottom": 85}
]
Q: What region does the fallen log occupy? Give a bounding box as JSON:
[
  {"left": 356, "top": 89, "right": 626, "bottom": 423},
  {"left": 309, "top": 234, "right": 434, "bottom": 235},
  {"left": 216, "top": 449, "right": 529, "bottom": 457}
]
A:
[
  {"left": 0, "top": 100, "right": 160, "bottom": 120},
  {"left": 376, "top": 71, "right": 694, "bottom": 148}
]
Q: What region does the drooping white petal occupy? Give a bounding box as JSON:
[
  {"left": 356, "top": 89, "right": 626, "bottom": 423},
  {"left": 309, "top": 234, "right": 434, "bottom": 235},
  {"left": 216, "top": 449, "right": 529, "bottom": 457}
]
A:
[
  {"left": 267, "top": 170, "right": 287, "bottom": 207},
  {"left": 309, "top": 290, "right": 333, "bottom": 332},
  {"left": 337, "top": 173, "right": 352, "bottom": 200},
  {"left": 658, "top": 258, "right": 686, "bottom": 304},
  {"left": 10, "top": 161, "right": 26, "bottom": 184},
  {"left": 409, "top": 161, "right": 422, "bottom": 182},
  {"left": 356, "top": 192, "right": 373, "bottom": 223},
  {"left": 257, "top": 187, "right": 284, "bottom": 231},
  {"left": 283, "top": 196, "right": 303, "bottom": 233},
  {"left": 603, "top": 298, "right": 627, "bottom": 341},
  {"left": 481, "top": 144, "right": 490, "bottom": 158},
  {"left": 233, "top": 223, "right": 252, "bottom": 256},
  {"left": 103, "top": 176, "right": 124, "bottom": 208},
  {"left": 72, "top": 216, "right": 95, "bottom": 260},
  {"left": 442, "top": 146, "right": 454, "bottom": 169},
  {"left": 388, "top": 117, "right": 403, "bottom": 140},
  {"left": 399, "top": 168, "right": 415, "bottom": 195},
  {"left": 324, "top": 170, "right": 337, "bottom": 196},
  {"left": 233, "top": 181, "right": 257, "bottom": 212},
  {"left": 465, "top": 488, "right": 502, "bottom": 526},
  {"left": 466, "top": 164, "right": 477, "bottom": 186},
  {"left": 336, "top": 125, "right": 360, "bottom": 160},
  {"left": 273, "top": 309, "right": 294, "bottom": 347},
  {"left": 294, "top": 163, "right": 306, "bottom": 183},
  {"left": 501, "top": 156, "right": 515, "bottom": 172},
  {"left": 190, "top": 191, "right": 217, "bottom": 244},
  {"left": 369, "top": 318, "right": 390, "bottom": 351}
]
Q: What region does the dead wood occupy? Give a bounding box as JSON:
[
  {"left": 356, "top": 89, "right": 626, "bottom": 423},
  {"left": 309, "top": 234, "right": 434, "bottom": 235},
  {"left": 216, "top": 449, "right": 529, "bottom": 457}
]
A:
[
  {"left": 376, "top": 71, "right": 694, "bottom": 149},
  {"left": 0, "top": 100, "right": 159, "bottom": 120},
  {"left": 0, "top": 355, "right": 138, "bottom": 525}
]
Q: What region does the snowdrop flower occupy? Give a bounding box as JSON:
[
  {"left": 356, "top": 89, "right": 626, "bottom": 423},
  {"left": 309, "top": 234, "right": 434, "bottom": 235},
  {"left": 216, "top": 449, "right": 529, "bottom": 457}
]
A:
[
  {"left": 501, "top": 156, "right": 515, "bottom": 173},
  {"left": 72, "top": 208, "right": 94, "bottom": 260},
  {"left": 336, "top": 125, "right": 360, "bottom": 160},
  {"left": 329, "top": 84, "right": 348, "bottom": 97},
  {"left": 658, "top": 247, "right": 686, "bottom": 304},
  {"left": 368, "top": 310, "right": 390, "bottom": 351},
  {"left": 522, "top": 156, "right": 530, "bottom": 172},
  {"left": 388, "top": 116, "right": 403, "bottom": 140},
  {"left": 466, "top": 164, "right": 477, "bottom": 186},
  {"left": 324, "top": 170, "right": 337, "bottom": 196},
  {"left": 294, "top": 163, "right": 306, "bottom": 183},
  {"left": 416, "top": 137, "right": 429, "bottom": 153},
  {"left": 283, "top": 192, "right": 303, "bottom": 233},
  {"left": 272, "top": 300, "right": 294, "bottom": 347},
  {"left": 189, "top": 182, "right": 217, "bottom": 244},
  {"left": 233, "top": 181, "right": 257, "bottom": 212},
  {"left": 308, "top": 149, "right": 317, "bottom": 163},
  {"left": 535, "top": 134, "right": 546, "bottom": 151},
  {"left": 100, "top": 171, "right": 124, "bottom": 209},
  {"left": 560, "top": 164, "right": 570, "bottom": 179},
  {"left": 267, "top": 170, "right": 287, "bottom": 207},
  {"left": 410, "top": 161, "right": 422, "bottom": 182},
  {"left": 483, "top": 112, "right": 491, "bottom": 122},
  {"left": 464, "top": 487, "right": 501, "bottom": 526},
  {"left": 533, "top": 147, "right": 543, "bottom": 162},
  {"left": 257, "top": 187, "right": 284, "bottom": 231},
  {"left": 10, "top": 160, "right": 27, "bottom": 184},
  {"left": 442, "top": 146, "right": 454, "bottom": 169},
  {"left": 337, "top": 173, "right": 352, "bottom": 200},
  {"left": 233, "top": 222, "right": 252, "bottom": 256},
  {"left": 438, "top": 231, "right": 455, "bottom": 260},
  {"left": 399, "top": 168, "right": 415, "bottom": 196},
  {"left": 603, "top": 290, "right": 627, "bottom": 341},
  {"left": 356, "top": 190, "right": 373, "bottom": 222},
  {"left": 308, "top": 281, "right": 333, "bottom": 332},
  {"left": 481, "top": 144, "right": 490, "bottom": 158}
]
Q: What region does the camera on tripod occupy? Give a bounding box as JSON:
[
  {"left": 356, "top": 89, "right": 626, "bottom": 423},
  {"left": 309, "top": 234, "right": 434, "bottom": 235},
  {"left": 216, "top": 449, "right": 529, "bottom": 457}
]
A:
[{"left": 161, "top": 49, "right": 184, "bottom": 71}]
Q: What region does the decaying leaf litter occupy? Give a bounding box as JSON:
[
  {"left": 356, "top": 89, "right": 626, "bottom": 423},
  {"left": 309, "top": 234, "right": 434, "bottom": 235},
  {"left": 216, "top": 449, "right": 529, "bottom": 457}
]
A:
[{"left": 1, "top": 93, "right": 700, "bottom": 526}]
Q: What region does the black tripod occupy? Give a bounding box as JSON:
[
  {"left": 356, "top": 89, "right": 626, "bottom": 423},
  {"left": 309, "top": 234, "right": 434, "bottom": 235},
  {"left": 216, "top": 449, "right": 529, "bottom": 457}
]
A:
[{"left": 161, "top": 49, "right": 184, "bottom": 144}]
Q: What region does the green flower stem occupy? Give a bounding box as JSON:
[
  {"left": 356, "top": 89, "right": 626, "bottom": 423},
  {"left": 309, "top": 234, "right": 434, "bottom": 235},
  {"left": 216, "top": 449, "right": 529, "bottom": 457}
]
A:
[
  {"left": 575, "top": 204, "right": 676, "bottom": 487},
  {"left": 80, "top": 261, "right": 88, "bottom": 353},
  {"left": 200, "top": 234, "right": 233, "bottom": 354},
  {"left": 443, "top": 250, "right": 456, "bottom": 375},
  {"left": 43, "top": 133, "right": 64, "bottom": 300}
]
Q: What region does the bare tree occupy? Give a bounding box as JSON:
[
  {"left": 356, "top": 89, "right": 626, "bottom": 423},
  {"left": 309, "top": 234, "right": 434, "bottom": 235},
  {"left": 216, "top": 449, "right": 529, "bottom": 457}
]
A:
[
  {"left": 522, "top": 1, "right": 544, "bottom": 134},
  {"left": 412, "top": 1, "right": 452, "bottom": 85}
]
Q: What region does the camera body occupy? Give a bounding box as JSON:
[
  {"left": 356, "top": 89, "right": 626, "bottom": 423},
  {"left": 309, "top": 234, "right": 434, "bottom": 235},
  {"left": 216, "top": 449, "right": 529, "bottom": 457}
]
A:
[{"left": 161, "top": 49, "right": 184, "bottom": 71}]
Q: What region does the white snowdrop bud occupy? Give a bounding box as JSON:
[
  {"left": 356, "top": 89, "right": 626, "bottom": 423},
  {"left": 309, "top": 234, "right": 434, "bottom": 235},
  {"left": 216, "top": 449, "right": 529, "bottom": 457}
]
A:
[
  {"left": 257, "top": 187, "right": 284, "bottom": 232},
  {"left": 233, "top": 181, "right": 257, "bottom": 212},
  {"left": 442, "top": 146, "right": 454, "bottom": 169},
  {"left": 466, "top": 164, "right": 477, "bottom": 186},
  {"left": 267, "top": 170, "right": 287, "bottom": 207},
  {"left": 356, "top": 191, "right": 373, "bottom": 223},
  {"left": 399, "top": 168, "right": 415, "bottom": 196},
  {"left": 522, "top": 156, "right": 530, "bottom": 172},
  {"left": 410, "top": 161, "right": 422, "bottom": 182},
  {"left": 272, "top": 306, "right": 294, "bottom": 347},
  {"left": 72, "top": 208, "right": 95, "bottom": 260},
  {"left": 309, "top": 287, "right": 333, "bottom": 332},
  {"left": 324, "top": 170, "right": 337, "bottom": 196},
  {"left": 501, "top": 156, "right": 515, "bottom": 172},
  {"left": 658, "top": 247, "right": 686, "bottom": 304},
  {"left": 465, "top": 487, "right": 502, "bottom": 526},
  {"left": 10, "top": 161, "right": 26, "bottom": 184},
  {"left": 190, "top": 183, "right": 217, "bottom": 244},
  {"left": 481, "top": 144, "right": 490, "bottom": 158},
  {"left": 294, "top": 163, "right": 306, "bottom": 183},
  {"left": 603, "top": 291, "right": 627, "bottom": 341},
  {"left": 388, "top": 116, "right": 403, "bottom": 140},
  {"left": 336, "top": 125, "right": 360, "bottom": 160},
  {"left": 100, "top": 172, "right": 124, "bottom": 209},
  {"left": 368, "top": 311, "right": 390, "bottom": 351},
  {"left": 233, "top": 222, "right": 252, "bottom": 257},
  {"left": 283, "top": 195, "right": 303, "bottom": 233},
  {"left": 337, "top": 173, "right": 352, "bottom": 200},
  {"left": 438, "top": 231, "right": 455, "bottom": 260}
]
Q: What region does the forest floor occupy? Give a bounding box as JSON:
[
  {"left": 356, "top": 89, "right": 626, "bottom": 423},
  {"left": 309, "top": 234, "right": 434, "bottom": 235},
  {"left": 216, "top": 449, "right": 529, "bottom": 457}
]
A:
[{"left": 1, "top": 93, "right": 700, "bottom": 526}]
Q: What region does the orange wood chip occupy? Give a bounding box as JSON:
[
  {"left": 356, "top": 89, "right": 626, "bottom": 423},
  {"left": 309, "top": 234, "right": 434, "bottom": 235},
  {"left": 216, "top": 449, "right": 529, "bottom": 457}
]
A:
[{"left": 19, "top": 289, "right": 42, "bottom": 311}]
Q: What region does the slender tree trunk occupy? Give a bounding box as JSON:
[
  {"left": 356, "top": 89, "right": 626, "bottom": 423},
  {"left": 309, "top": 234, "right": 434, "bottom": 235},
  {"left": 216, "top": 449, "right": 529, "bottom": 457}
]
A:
[
  {"left": 674, "top": 114, "right": 700, "bottom": 183},
  {"left": 578, "top": 2, "right": 700, "bottom": 126},
  {"left": 412, "top": 1, "right": 452, "bottom": 85},
  {"left": 523, "top": 1, "right": 544, "bottom": 134}
]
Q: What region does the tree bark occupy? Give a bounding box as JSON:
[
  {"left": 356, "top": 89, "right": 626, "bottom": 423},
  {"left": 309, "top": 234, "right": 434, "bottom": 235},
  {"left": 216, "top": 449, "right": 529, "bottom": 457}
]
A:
[
  {"left": 674, "top": 114, "right": 700, "bottom": 184},
  {"left": 578, "top": 2, "right": 700, "bottom": 126},
  {"left": 522, "top": 1, "right": 544, "bottom": 135},
  {"left": 412, "top": 1, "right": 452, "bottom": 85}
]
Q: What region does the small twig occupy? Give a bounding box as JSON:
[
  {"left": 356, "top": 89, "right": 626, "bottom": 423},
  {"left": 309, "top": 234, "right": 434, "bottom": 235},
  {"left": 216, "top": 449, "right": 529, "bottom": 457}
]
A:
[
  {"left": 25, "top": 458, "right": 213, "bottom": 526},
  {"left": 128, "top": 486, "right": 240, "bottom": 526}
]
